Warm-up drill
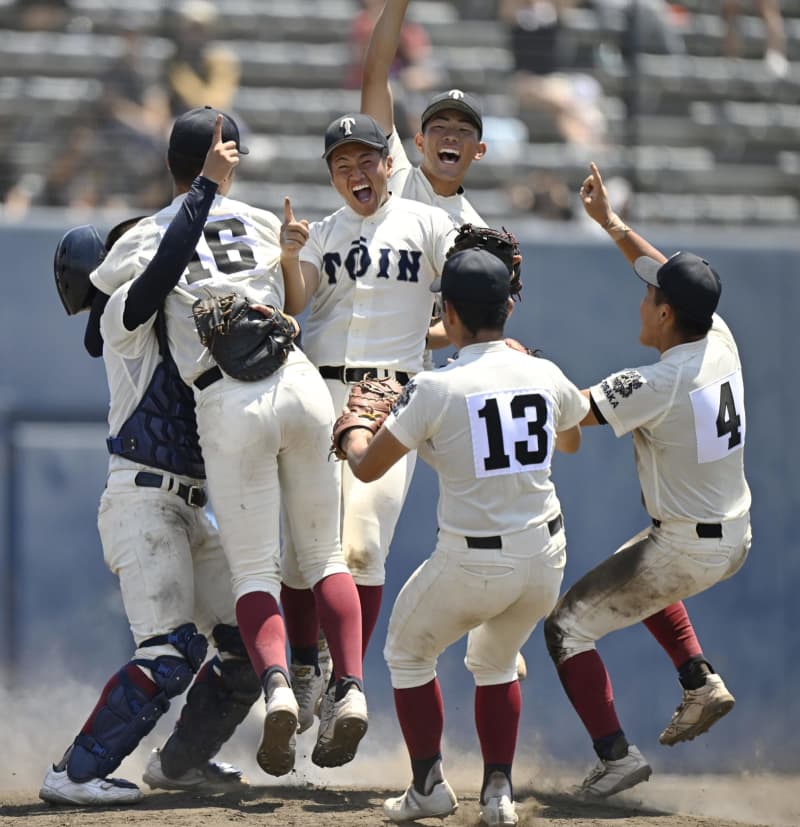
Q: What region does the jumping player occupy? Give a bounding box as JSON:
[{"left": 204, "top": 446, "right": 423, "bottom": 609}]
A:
[
  {"left": 41, "top": 120, "right": 260, "bottom": 806},
  {"left": 544, "top": 163, "right": 752, "bottom": 798},
  {"left": 337, "top": 248, "right": 587, "bottom": 826},
  {"left": 88, "top": 106, "right": 367, "bottom": 775}
]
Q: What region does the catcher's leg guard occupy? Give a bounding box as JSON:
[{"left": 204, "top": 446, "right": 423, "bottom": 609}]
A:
[{"left": 159, "top": 625, "right": 261, "bottom": 778}]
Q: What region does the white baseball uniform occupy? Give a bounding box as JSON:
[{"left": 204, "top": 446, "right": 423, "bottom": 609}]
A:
[
  {"left": 281, "top": 194, "right": 457, "bottom": 588},
  {"left": 382, "top": 341, "right": 589, "bottom": 688},
  {"left": 93, "top": 194, "right": 349, "bottom": 604},
  {"left": 548, "top": 314, "right": 752, "bottom": 664},
  {"left": 96, "top": 282, "right": 235, "bottom": 662}
]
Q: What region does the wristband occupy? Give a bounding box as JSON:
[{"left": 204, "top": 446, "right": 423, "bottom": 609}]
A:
[{"left": 603, "top": 213, "right": 631, "bottom": 241}]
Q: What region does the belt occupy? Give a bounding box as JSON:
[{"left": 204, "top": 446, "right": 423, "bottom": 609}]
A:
[
  {"left": 651, "top": 518, "right": 722, "bottom": 539},
  {"left": 134, "top": 471, "right": 207, "bottom": 508},
  {"left": 318, "top": 365, "right": 411, "bottom": 386},
  {"left": 465, "top": 514, "right": 563, "bottom": 549},
  {"left": 194, "top": 365, "right": 223, "bottom": 390}
]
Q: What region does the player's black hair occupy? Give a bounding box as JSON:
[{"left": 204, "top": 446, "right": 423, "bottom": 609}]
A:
[
  {"left": 653, "top": 287, "right": 713, "bottom": 338},
  {"left": 444, "top": 295, "right": 510, "bottom": 336},
  {"left": 167, "top": 149, "right": 205, "bottom": 188}
]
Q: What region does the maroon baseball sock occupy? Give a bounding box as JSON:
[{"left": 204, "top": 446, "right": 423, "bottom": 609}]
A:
[
  {"left": 557, "top": 650, "right": 622, "bottom": 741},
  {"left": 235, "top": 591, "right": 287, "bottom": 681},
  {"left": 643, "top": 601, "right": 703, "bottom": 669},
  {"left": 356, "top": 584, "right": 383, "bottom": 656},
  {"left": 314, "top": 572, "right": 363, "bottom": 680},
  {"left": 475, "top": 680, "right": 521, "bottom": 765},
  {"left": 281, "top": 584, "right": 320, "bottom": 649},
  {"left": 394, "top": 678, "right": 444, "bottom": 760},
  {"left": 80, "top": 663, "right": 159, "bottom": 734}
]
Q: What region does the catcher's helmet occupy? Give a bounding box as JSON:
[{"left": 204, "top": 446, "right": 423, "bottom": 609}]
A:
[{"left": 53, "top": 224, "right": 106, "bottom": 315}]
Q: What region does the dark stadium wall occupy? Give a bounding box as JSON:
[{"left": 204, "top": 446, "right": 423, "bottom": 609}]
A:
[{"left": 1, "top": 225, "right": 797, "bottom": 773}]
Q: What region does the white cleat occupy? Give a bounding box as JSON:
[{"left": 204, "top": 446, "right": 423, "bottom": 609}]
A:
[
  {"left": 311, "top": 683, "right": 368, "bottom": 768},
  {"left": 480, "top": 771, "right": 518, "bottom": 826},
  {"left": 39, "top": 766, "right": 143, "bottom": 806},
  {"left": 384, "top": 779, "right": 458, "bottom": 823},
  {"left": 290, "top": 663, "right": 326, "bottom": 734},
  {"left": 577, "top": 744, "right": 652, "bottom": 799},
  {"left": 257, "top": 685, "right": 299, "bottom": 777},
  {"left": 142, "top": 748, "right": 247, "bottom": 792},
  {"left": 659, "top": 674, "right": 735, "bottom": 746}
]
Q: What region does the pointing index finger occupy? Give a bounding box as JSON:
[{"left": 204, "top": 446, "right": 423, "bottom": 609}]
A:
[
  {"left": 284, "top": 196, "right": 295, "bottom": 223},
  {"left": 589, "top": 161, "right": 603, "bottom": 187},
  {"left": 212, "top": 113, "right": 223, "bottom": 144}
]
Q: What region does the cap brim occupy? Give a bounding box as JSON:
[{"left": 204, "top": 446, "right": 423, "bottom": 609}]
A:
[
  {"left": 430, "top": 277, "right": 443, "bottom": 293},
  {"left": 421, "top": 101, "right": 482, "bottom": 133},
  {"left": 633, "top": 256, "right": 662, "bottom": 286},
  {"left": 238, "top": 144, "right": 249, "bottom": 155},
  {"left": 322, "top": 138, "right": 386, "bottom": 160}
]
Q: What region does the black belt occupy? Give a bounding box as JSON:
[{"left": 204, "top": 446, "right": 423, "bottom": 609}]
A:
[
  {"left": 466, "top": 514, "right": 563, "bottom": 549},
  {"left": 318, "top": 365, "right": 410, "bottom": 386},
  {"left": 651, "top": 518, "right": 722, "bottom": 539},
  {"left": 134, "top": 471, "right": 207, "bottom": 508},
  {"left": 194, "top": 365, "right": 223, "bottom": 390}
]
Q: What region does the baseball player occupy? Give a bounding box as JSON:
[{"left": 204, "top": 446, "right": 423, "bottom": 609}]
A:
[
  {"left": 90, "top": 106, "right": 367, "bottom": 775},
  {"left": 278, "top": 111, "right": 457, "bottom": 727},
  {"left": 41, "top": 123, "right": 261, "bottom": 806},
  {"left": 543, "top": 163, "right": 752, "bottom": 798},
  {"left": 360, "top": 0, "right": 531, "bottom": 681},
  {"left": 335, "top": 248, "right": 588, "bottom": 826}
]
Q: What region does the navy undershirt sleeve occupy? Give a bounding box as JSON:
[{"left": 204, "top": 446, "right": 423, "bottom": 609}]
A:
[
  {"left": 589, "top": 391, "right": 608, "bottom": 425},
  {"left": 123, "top": 175, "right": 218, "bottom": 330},
  {"left": 83, "top": 290, "right": 109, "bottom": 357}
]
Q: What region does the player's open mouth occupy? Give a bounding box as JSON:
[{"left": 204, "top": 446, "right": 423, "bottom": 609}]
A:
[
  {"left": 438, "top": 149, "right": 460, "bottom": 165},
  {"left": 352, "top": 183, "right": 373, "bottom": 203}
]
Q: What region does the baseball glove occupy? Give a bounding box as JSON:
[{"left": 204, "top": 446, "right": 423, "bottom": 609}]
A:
[
  {"left": 330, "top": 376, "right": 404, "bottom": 460},
  {"left": 447, "top": 223, "right": 523, "bottom": 300},
  {"left": 192, "top": 292, "right": 296, "bottom": 381}
]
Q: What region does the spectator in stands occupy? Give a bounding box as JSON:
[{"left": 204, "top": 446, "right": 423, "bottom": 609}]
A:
[
  {"left": 500, "top": 0, "right": 607, "bottom": 147},
  {"left": 723, "top": 0, "right": 789, "bottom": 78},
  {"left": 15, "top": 0, "right": 70, "bottom": 31},
  {"left": 163, "top": 0, "right": 241, "bottom": 116},
  {"left": 345, "top": 0, "right": 442, "bottom": 139}
]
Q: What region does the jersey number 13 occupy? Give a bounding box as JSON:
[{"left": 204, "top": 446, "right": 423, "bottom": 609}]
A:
[{"left": 467, "top": 389, "right": 555, "bottom": 478}]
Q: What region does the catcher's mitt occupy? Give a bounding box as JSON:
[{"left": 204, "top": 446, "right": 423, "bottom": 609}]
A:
[
  {"left": 330, "top": 376, "right": 403, "bottom": 460},
  {"left": 447, "top": 223, "right": 522, "bottom": 300},
  {"left": 192, "top": 292, "right": 296, "bottom": 381}
]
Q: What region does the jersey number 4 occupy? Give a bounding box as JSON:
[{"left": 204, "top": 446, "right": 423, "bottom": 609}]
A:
[
  {"left": 690, "top": 369, "right": 746, "bottom": 464},
  {"left": 185, "top": 218, "right": 257, "bottom": 282},
  {"left": 468, "top": 389, "right": 554, "bottom": 478}
]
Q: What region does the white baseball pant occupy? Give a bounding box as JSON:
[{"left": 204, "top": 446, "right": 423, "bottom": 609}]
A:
[
  {"left": 195, "top": 349, "right": 349, "bottom": 603},
  {"left": 281, "top": 375, "right": 416, "bottom": 589},
  {"left": 384, "top": 521, "right": 567, "bottom": 689},
  {"left": 98, "top": 465, "right": 235, "bottom": 661},
  {"left": 545, "top": 513, "right": 752, "bottom": 666}
]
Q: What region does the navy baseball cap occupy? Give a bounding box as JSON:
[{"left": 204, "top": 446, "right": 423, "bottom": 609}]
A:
[
  {"left": 421, "top": 89, "right": 483, "bottom": 137},
  {"left": 634, "top": 252, "right": 721, "bottom": 323},
  {"left": 431, "top": 248, "right": 510, "bottom": 303},
  {"left": 323, "top": 113, "right": 388, "bottom": 160},
  {"left": 169, "top": 105, "right": 249, "bottom": 159}
]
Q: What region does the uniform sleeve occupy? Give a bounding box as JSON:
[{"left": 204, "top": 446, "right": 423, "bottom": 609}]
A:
[
  {"left": 589, "top": 362, "right": 668, "bottom": 437},
  {"left": 90, "top": 223, "right": 151, "bottom": 295},
  {"left": 549, "top": 362, "right": 590, "bottom": 431},
  {"left": 384, "top": 376, "right": 440, "bottom": 450},
  {"left": 100, "top": 282, "right": 156, "bottom": 359},
  {"left": 387, "top": 127, "right": 411, "bottom": 178}
]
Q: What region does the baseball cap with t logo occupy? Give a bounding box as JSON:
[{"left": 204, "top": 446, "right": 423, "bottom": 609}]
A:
[{"left": 323, "top": 113, "right": 389, "bottom": 160}]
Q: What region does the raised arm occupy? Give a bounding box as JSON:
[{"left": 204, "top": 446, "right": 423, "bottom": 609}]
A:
[
  {"left": 580, "top": 162, "right": 667, "bottom": 267},
  {"left": 360, "top": 0, "right": 411, "bottom": 135},
  {"left": 280, "top": 196, "right": 320, "bottom": 315},
  {"left": 123, "top": 115, "right": 239, "bottom": 329}
]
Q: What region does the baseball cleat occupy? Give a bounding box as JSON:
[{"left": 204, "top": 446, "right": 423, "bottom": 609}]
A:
[
  {"left": 480, "top": 771, "right": 518, "bottom": 826},
  {"left": 142, "top": 748, "right": 247, "bottom": 792},
  {"left": 384, "top": 779, "right": 458, "bottom": 823},
  {"left": 290, "top": 662, "right": 326, "bottom": 734},
  {"left": 256, "top": 686, "right": 299, "bottom": 777},
  {"left": 576, "top": 744, "right": 652, "bottom": 799},
  {"left": 659, "top": 674, "right": 735, "bottom": 746},
  {"left": 311, "top": 682, "right": 368, "bottom": 768},
  {"left": 39, "top": 766, "right": 143, "bottom": 806}
]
